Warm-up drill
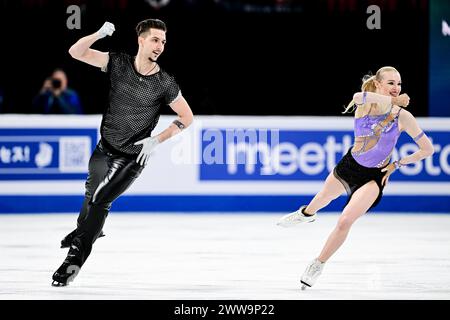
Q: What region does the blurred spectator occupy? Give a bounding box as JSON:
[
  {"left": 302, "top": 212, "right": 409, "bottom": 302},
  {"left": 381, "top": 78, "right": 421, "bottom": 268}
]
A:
[{"left": 32, "top": 68, "right": 83, "bottom": 114}]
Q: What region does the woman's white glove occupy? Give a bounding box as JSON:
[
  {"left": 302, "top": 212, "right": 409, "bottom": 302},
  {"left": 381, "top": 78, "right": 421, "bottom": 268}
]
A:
[
  {"left": 97, "top": 22, "right": 115, "bottom": 39},
  {"left": 134, "top": 136, "right": 160, "bottom": 166}
]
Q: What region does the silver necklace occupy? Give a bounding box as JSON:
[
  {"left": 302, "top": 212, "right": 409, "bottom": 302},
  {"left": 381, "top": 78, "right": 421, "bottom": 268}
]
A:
[{"left": 136, "top": 59, "right": 157, "bottom": 81}]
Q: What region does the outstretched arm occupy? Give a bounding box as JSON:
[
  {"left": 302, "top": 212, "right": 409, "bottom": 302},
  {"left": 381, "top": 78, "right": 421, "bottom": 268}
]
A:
[{"left": 68, "top": 22, "right": 115, "bottom": 70}]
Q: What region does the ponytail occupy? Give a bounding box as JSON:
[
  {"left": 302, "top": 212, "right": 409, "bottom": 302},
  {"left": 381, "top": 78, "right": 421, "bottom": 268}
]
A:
[
  {"left": 343, "top": 67, "right": 399, "bottom": 114},
  {"left": 342, "top": 75, "right": 377, "bottom": 114}
]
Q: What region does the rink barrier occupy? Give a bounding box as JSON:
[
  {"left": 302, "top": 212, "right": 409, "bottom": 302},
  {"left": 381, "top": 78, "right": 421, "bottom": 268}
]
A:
[{"left": 0, "top": 115, "right": 449, "bottom": 214}]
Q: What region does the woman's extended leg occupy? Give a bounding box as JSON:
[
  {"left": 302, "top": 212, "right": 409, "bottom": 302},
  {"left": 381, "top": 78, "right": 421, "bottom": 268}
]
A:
[
  {"left": 300, "top": 180, "right": 380, "bottom": 288},
  {"left": 277, "top": 171, "right": 346, "bottom": 227},
  {"left": 317, "top": 180, "right": 379, "bottom": 262},
  {"left": 304, "top": 171, "right": 346, "bottom": 215}
]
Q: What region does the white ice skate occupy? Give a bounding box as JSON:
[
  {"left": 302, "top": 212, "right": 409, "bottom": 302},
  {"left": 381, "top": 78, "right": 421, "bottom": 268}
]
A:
[
  {"left": 300, "top": 258, "right": 325, "bottom": 290},
  {"left": 277, "top": 205, "right": 316, "bottom": 227}
]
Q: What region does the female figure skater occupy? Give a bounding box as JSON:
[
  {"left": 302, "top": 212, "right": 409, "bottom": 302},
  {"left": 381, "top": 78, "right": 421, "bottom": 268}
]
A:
[{"left": 277, "top": 66, "right": 434, "bottom": 289}]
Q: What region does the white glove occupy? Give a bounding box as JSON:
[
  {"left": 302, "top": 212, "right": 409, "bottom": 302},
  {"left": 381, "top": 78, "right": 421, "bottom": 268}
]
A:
[
  {"left": 97, "top": 22, "right": 115, "bottom": 39},
  {"left": 134, "top": 136, "right": 160, "bottom": 166}
]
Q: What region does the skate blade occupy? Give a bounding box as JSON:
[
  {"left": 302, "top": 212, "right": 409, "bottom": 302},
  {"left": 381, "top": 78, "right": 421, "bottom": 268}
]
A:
[
  {"left": 277, "top": 216, "right": 315, "bottom": 227},
  {"left": 300, "top": 281, "right": 311, "bottom": 290},
  {"left": 51, "top": 265, "right": 80, "bottom": 287},
  {"left": 276, "top": 220, "right": 299, "bottom": 227},
  {"left": 276, "top": 222, "right": 291, "bottom": 228},
  {"left": 277, "top": 221, "right": 314, "bottom": 228},
  {"left": 51, "top": 280, "right": 67, "bottom": 287}
]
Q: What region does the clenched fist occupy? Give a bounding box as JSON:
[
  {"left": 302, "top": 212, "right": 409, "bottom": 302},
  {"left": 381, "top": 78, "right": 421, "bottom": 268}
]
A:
[
  {"left": 392, "top": 94, "right": 410, "bottom": 108},
  {"left": 97, "top": 22, "right": 115, "bottom": 39}
]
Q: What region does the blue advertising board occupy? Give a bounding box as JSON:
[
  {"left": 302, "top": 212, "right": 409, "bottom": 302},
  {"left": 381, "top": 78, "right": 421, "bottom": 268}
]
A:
[
  {"left": 0, "top": 128, "right": 97, "bottom": 180},
  {"left": 200, "top": 129, "right": 450, "bottom": 182}
]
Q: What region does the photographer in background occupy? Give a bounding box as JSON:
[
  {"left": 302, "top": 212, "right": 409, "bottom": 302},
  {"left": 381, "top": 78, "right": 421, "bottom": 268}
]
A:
[{"left": 32, "top": 68, "right": 83, "bottom": 114}]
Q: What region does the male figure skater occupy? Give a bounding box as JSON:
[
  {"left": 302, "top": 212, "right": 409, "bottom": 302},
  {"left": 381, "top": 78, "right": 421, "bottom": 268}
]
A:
[{"left": 52, "top": 19, "right": 194, "bottom": 286}]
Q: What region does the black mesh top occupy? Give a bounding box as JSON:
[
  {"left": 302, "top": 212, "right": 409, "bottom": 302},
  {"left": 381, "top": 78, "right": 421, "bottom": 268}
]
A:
[{"left": 100, "top": 52, "right": 181, "bottom": 156}]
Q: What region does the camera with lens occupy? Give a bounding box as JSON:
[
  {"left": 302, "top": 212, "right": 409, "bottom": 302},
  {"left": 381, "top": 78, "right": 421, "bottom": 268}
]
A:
[{"left": 51, "top": 78, "right": 62, "bottom": 89}]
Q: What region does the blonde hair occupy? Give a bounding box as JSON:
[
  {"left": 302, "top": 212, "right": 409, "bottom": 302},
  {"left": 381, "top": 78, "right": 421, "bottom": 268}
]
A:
[{"left": 343, "top": 66, "right": 399, "bottom": 114}]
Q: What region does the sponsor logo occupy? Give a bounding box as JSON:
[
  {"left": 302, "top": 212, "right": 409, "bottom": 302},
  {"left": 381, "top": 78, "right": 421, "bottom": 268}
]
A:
[
  {"left": 0, "top": 128, "right": 97, "bottom": 180},
  {"left": 199, "top": 129, "right": 450, "bottom": 181}
]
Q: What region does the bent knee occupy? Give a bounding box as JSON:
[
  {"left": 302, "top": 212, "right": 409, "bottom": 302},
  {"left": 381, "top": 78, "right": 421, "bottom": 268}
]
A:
[
  {"left": 336, "top": 214, "right": 355, "bottom": 231},
  {"left": 90, "top": 193, "right": 111, "bottom": 207}
]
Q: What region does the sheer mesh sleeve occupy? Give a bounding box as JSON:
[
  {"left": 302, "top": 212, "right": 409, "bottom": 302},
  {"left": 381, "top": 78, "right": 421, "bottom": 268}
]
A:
[
  {"left": 164, "top": 74, "right": 181, "bottom": 105},
  {"left": 102, "top": 52, "right": 123, "bottom": 74}
]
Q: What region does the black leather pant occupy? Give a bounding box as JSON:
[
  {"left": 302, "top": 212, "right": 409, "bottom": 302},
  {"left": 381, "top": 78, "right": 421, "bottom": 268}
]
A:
[{"left": 73, "top": 140, "right": 143, "bottom": 265}]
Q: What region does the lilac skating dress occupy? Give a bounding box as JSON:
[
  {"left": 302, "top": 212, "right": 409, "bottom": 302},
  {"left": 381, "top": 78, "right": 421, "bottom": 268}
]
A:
[{"left": 333, "top": 106, "right": 402, "bottom": 210}]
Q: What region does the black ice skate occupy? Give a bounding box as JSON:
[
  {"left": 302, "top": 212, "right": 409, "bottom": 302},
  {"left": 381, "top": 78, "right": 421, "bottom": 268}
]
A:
[
  {"left": 52, "top": 241, "right": 83, "bottom": 287},
  {"left": 61, "top": 229, "right": 104, "bottom": 248}
]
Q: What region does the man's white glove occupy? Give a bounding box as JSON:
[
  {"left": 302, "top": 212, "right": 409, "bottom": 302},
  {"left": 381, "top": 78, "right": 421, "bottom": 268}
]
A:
[
  {"left": 97, "top": 22, "right": 115, "bottom": 39},
  {"left": 134, "top": 136, "right": 160, "bottom": 166}
]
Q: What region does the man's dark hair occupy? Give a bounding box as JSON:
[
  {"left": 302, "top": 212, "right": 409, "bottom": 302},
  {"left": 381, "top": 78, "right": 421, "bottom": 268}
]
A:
[{"left": 136, "top": 19, "right": 167, "bottom": 37}]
